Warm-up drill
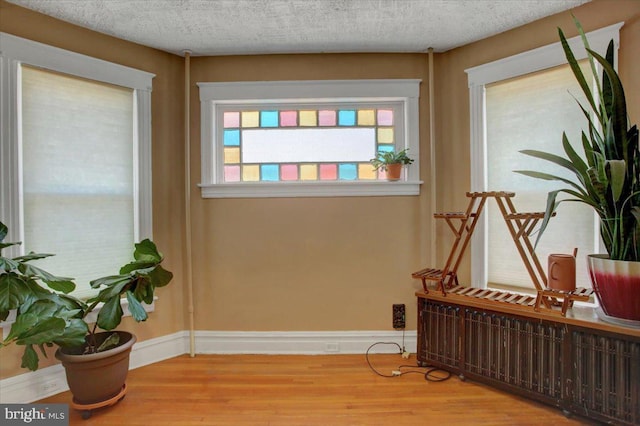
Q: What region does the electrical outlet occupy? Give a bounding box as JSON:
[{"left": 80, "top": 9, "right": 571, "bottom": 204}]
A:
[
  {"left": 393, "top": 304, "right": 405, "bottom": 329},
  {"left": 41, "top": 380, "right": 61, "bottom": 394},
  {"left": 325, "top": 342, "right": 340, "bottom": 353}
]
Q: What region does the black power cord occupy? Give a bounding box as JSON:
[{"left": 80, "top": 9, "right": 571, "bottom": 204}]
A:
[{"left": 365, "top": 342, "right": 452, "bottom": 382}]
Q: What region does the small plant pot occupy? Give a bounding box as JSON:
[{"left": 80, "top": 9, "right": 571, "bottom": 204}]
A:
[
  {"left": 56, "top": 331, "right": 136, "bottom": 405},
  {"left": 385, "top": 163, "right": 403, "bottom": 181}
]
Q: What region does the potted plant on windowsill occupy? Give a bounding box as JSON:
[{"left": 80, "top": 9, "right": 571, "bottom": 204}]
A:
[
  {"left": 515, "top": 18, "right": 639, "bottom": 325},
  {"left": 0, "top": 220, "right": 174, "bottom": 411},
  {"left": 370, "top": 148, "right": 414, "bottom": 181}
]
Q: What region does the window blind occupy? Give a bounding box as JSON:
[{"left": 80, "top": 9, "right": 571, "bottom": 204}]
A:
[
  {"left": 485, "top": 62, "right": 597, "bottom": 289},
  {"left": 21, "top": 66, "right": 135, "bottom": 298}
]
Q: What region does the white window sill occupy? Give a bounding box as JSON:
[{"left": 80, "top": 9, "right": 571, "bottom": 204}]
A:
[
  {"left": 1, "top": 298, "right": 156, "bottom": 340},
  {"left": 199, "top": 180, "right": 423, "bottom": 198}
]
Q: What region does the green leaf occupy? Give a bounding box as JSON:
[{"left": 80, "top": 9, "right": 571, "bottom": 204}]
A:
[
  {"left": 90, "top": 274, "right": 131, "bottom": 290},
  {"left": 53, "top": 318, "right": 88, "bottom": 348},
  {"left": 96, "top": 295, "right": 124, "bottom": 331},
  {"left": 512, "top": 170, "right": 587, "bottom": 196},
  {"left": 558, "top": 27, "right": 599, "bottom": 117},
  {"left": 96, "top": 332, "right": 120, "bottom": 352},
  {"left": 133, "top": 239, "right": 162, "bottom": 263},
  {"left": 607, "top": 160, "right": 626, "bottom": 202},
  {"left": 587, "top": 47, "right": 628, "bottom": 161},
  {"left": 126, "top": 291, "right": 148, "bottom": 322},
  {"left": 13, "top": 252, "right": 55, "bottom": 262},
  {"left": 148, "top": 265, "right": 173, "bottom": 288},
  {"left": 5, "top": 312, "right": 39, "bottom": 342},
  {"left": 15, "top": 317, "right": 66, "bottom": 346},
  {"left": 0, "top": 256, "right": 19, "bottom": 272},
  {"left": 0, "top": 222, "right": 7, "bottom": 243},
  {"left": 18, "top": 263, "right": 75, "bottom": 294},
  {"left": 0, "top": 272, "right": 30, "bottom": 313},
  {"left": 21, "top": 344, "right": 39, "bottom": 371}
]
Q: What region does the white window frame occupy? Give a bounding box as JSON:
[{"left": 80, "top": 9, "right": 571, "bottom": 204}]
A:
[
  {"left": 0, "top": 33, "right": 155, "bottom": 277},
  {"left": 464, "top": 23, "right": 623, "bottom": 288},
  {"left": 198, "top": 79, "right": 422, "bottom": 198}
]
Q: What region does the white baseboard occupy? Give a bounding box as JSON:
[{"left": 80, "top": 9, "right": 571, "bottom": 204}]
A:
[
  {"left": 0, "top": 329, "right": 416, "bottom": 403},
  {"left": 194, "top": 330, "right": 416, "bottom": 355}
]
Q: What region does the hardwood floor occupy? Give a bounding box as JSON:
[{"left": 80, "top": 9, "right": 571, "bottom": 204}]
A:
[{"left": 39, "top": 354, "right": 595, "bottom": 425}]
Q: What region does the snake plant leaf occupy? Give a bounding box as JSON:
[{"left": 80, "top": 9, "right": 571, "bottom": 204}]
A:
[
  {"left": 519, "top": 149, "right": 579, "bottom": 174},
  {"left": 562, "top": 133, "right": 588, "bottom": 177},
  {"left": 607, "top": 160, "right": 626, "bottom": 202},
  {"left": 21, "top": 344, "right": 39, "bottom": 371},
  {"left": 559, "top": 27, "right": 599, "bottom": 118},
  {"left": 512, "top": 170, "right": 587, "bottom": 196},
  {"left": 532, "top": 189, "right": 561, "bottom": 248},
  {"left": 126, "top": 290, "right": 148, "bottom": 322},
  {"left": 588, "top": 47, "right": 628, "bottom": 158},
  {"left": 95, "top": 294, "right": 124, "bottom": 331}
]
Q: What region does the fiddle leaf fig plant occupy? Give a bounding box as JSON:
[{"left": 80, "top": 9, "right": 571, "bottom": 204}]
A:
[{"left": 0, "top": 220, "right": 173, "bottom": 370}]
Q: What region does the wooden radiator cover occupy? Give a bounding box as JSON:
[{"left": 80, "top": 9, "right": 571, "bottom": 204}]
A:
[{"left": 417, "top": 293, "right": 640, "bottom": 425}]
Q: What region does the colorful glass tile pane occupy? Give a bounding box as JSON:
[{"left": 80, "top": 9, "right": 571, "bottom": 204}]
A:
[
  {"left": 261, "top": 111, "right": 279, "bottom": 127},
  {"left": 357, "top": 109, "right": 375, "bottom": 126},
  {"left": 338, "top": 110, "right": 356, "bottom": 126},
  {"left": 299, "top": 110, "right": 317, "bottom": 127},
  {"left": 224, "top": 111, "right": 240, "bottom": 128},
  {"left": 220, "top": 105, "right": 399, "bottom": 185},
  {"left": 261, "top": 164, "right": 279, "bottom": 181},
  {"left": 338, "top": 164, "right": 357, "bottom": 180},
  {"left": 319, "top": 164, "right": 337, "bottom": 180},
  {"left": 358, "top": 163, "right": 376, "bottom": 180},
  {"left": 300, "top": 164, "right": 318, "bottom": 180},
  {"left": 242, "top": 165, "right": 260, "bottom": 181},
  {"left": 224, "top": 147, "right": 240, "bottom": 164},
  {"left": 223, "top": 129, "right": 240, "bottom": 146},
  {"left": 377, "top": 109, "right": 393, "bottom": 126},
  {"left": 280, "top": 110, "right": 297, "bottom": 127},
  {"left": 377, "top": 144, "right": 394, "bottom": 153},
  {"left": 318, "top": 110, "right": 336, "bottom": 126},
  {"left": 224, "top": 165, "right": 241, "bottom": 182},
  {"left": 378, "top": 128, "right": 394, "bottom": 143},
  {"left": 242, "top": 111, "right": 260, "bottom": 128},
  {"left": 281, "top": 164, "right": 298, "bottom": 181}
]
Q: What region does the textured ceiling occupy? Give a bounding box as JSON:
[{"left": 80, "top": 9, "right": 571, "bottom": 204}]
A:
[{"left": 7, "top": 0, "right": 590, "bottom": 56}]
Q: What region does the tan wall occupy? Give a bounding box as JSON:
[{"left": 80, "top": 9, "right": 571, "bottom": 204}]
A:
[
  {"left": 1, "top": 0, "right": 638, "bottom": 381},
  {"left": 0, "top": 1, "right": 187, "bottom": 377},
  {"left": 189, "top": 54, "right": 430, "bottom": 331},
  {"left": 435, "top": 0, "right": 640, "bottom": 280}
]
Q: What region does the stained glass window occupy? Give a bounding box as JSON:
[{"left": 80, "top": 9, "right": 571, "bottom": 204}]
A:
[
  {"left": 198, "top": 79, "right": 421, "bottom": 198},
  {"left": 221, "top": 107, "right": 397, "bottom": 183}
]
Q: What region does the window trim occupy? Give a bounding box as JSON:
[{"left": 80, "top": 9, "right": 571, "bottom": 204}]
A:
[
  {"left": 198, "top": 79, "right": 422, "bottom": 198},
  {"left": 464, "top": 23, "right": 623, "bottom": 288},
  {"left": 0, "top": 32, "right": 155, "bottom": 256}
]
